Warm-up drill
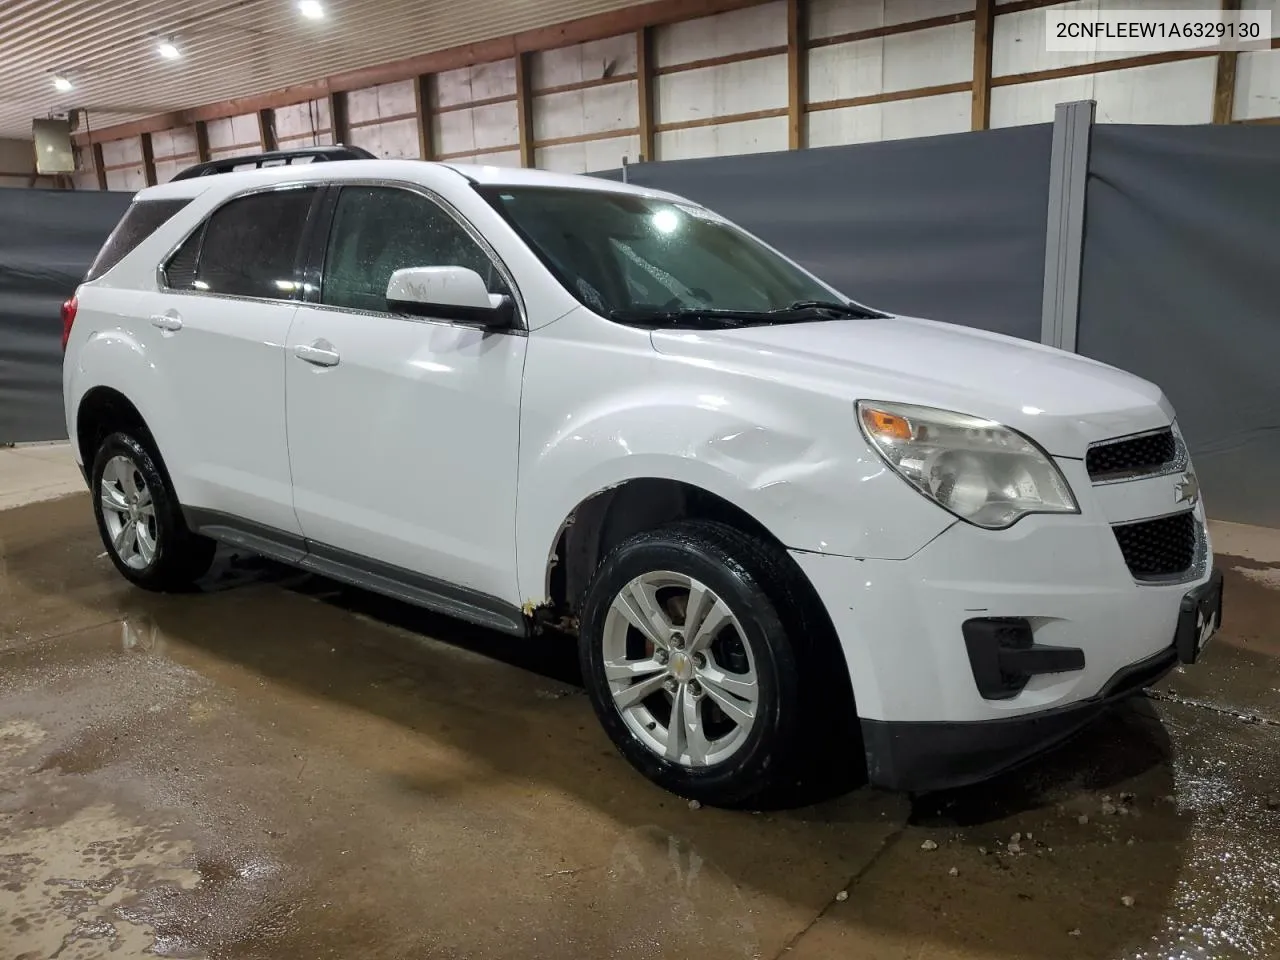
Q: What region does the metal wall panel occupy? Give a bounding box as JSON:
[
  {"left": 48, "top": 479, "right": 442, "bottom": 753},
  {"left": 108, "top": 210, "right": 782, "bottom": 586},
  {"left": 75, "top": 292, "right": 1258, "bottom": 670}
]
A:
[
  {"left": 1076, "top": 124, "right": 1280, "bottom": 527},
  {"left": 0, "top": 188, "right": 133, "bottom": 443},
  {"left": 602, "top": 123, "right": 1053, "bottom": 341}
]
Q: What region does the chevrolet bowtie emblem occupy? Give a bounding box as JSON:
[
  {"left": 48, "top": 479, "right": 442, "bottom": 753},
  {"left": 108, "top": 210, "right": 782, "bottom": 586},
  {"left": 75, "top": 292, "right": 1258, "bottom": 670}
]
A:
[{"left": 1175, "top": 471, "right": 1200, "bottom": 506}]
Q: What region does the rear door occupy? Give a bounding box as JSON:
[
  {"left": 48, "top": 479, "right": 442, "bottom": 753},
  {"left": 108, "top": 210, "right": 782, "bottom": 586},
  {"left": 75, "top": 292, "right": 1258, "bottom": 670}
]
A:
[{"left": 139, "top": 184, "right": 320, "bottom": 535}]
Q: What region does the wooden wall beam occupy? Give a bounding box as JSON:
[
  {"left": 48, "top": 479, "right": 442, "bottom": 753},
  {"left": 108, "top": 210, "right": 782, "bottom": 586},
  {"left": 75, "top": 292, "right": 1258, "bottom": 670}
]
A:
[
  {"left": 329, "top": 91, "right": 350, "bottom": 144},
  {"left": 808, "top": 81, "right": 972, "bottom": 113},
  {"left": 809, "top": 10, "right": 974, "bottom": 49},
  {"left": 92, "top": 142, "right": 107, "bottom": 190},
  {"left": 140, "top": 133, "right": 157, "bottom": 186},
  {"left": 194, "top": 120, "right": 211, "bottom": 162},
  {"left": 971, "top": 0, "right": 994, "bottom": 130},
  {"left": 637, "top": 27, "right": 655, "bottom": 161},
  {"left": 786, "top": 0, "right": 806, "bottom": 149},
  {"left": 516, "top": 52, "right": 535, "bottom": 167},
  {"left": 1213, "top": 0, "right": 1242, "bottom": 124},
  {"left": 413, "top": 74, "right": 435, "bottom": 160},
  {"left": 991, "top": 49, "right": 1214, "bottom": 86},
  {"left": 257, "top": 108, "right": 277, "bottom": 150}
]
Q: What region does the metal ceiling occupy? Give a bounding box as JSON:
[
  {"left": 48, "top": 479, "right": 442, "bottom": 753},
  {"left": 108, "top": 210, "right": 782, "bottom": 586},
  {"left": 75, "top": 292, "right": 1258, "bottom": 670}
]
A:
[{"left": 0, "top": 0, "right": 652, "bottom": 139}]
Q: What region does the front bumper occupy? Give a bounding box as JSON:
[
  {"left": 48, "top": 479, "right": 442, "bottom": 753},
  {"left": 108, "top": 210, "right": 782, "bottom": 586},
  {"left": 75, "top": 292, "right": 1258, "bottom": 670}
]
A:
[
  {"left": 790, "top": 499, "right": 1219, "bottom": 792},
  {"left": 860, "top": 641, "right": 1180, "bottom": 793}
]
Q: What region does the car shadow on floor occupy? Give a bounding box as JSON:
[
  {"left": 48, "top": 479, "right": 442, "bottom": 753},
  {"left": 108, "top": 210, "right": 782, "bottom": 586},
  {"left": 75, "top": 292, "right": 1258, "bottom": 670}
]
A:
[{"left": 199, "top": 547, "right": 1178, "bottom": 817}]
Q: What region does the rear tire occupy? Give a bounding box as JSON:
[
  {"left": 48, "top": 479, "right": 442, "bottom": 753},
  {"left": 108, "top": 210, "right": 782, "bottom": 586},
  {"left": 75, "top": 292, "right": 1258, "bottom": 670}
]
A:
[
  {"left": 578, "top": 519, "right": 831, "bottom": 808},
  {"left": 90, "top": 431, "right": 215, "bottom": 591}
]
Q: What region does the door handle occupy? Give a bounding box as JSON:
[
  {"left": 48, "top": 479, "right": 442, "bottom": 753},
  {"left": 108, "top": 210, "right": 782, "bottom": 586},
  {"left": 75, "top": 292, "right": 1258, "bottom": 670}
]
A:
[
  {"left": 150, "top": 313, "right": 182, "bottom": 332},
  {"left": 293, "top": 342, "right": 340, "bottom": 367}
]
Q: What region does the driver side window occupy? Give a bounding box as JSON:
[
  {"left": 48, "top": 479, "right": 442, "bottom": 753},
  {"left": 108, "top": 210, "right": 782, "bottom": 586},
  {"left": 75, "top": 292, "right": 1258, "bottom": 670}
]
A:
[{"left": 321, "top": 185, "right": 510, "bottom": 314}]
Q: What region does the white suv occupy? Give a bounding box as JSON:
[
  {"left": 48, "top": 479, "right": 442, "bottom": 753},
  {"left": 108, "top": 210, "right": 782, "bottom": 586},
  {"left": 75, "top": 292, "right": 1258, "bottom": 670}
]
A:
[{"left": 62, "top": 150, "right": 1223, "bottom": 806}]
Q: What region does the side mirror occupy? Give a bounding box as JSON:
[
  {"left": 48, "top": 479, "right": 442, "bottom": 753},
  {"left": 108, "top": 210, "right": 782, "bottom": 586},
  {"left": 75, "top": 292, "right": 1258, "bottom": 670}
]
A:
[{"left": 385, "top": 266, "right": 515, "bottom": 328}]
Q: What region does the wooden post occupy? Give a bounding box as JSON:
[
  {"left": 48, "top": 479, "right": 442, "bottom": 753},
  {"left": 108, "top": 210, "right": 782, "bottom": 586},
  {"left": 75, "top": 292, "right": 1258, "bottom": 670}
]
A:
[
  {"left": 194, "top": 120, "right": 211, "bottom": 162},
  {"left": 92, "top": 142, "right": 107, "bottom": 190},
  {"left": 329, "top": 91, "right": 350, "bottom": 144},
  {"left": 637, "top": 28, "right": 655, "bottom": 162},
  {"left": 1213, "top": 0, "right": 1242, "bottom": 124},
  {"left": 414, "top": 74, "right": 436, "bottom": 159},
  {"left": 140, "top": 133, "right": 157, "bottom": 186},
  {"left": 786, "top": 0, "right": 806, "bottom": 149},
  {"left": 971, "top": 0, "right": 994, "bottom": 130},
  {"left": 258, "top": 108, "right": 277, "bottom": 150},
  {"left": 516, "top": 52, "right": 535, "bottom": 167}
]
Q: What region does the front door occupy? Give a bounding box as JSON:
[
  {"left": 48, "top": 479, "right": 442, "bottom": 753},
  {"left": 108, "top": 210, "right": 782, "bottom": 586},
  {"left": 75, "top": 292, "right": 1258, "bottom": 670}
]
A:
[
  {"left": 284, "top": 184, "right": 527, "bottom": 604},
  {"left": 143, "top": 184, "right": 319, "bottom": 534}
]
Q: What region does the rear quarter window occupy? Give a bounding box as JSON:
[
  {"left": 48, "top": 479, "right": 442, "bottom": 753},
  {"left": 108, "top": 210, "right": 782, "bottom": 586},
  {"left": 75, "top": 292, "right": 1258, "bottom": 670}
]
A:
[{"left": 85, "top": 198, "right": 191, "bottom": 282}]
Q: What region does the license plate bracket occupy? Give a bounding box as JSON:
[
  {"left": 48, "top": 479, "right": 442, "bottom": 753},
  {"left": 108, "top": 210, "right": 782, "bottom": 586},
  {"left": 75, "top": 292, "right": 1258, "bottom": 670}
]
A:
[{"left": 1175, "top": 568, "right": 1223, "bottom": 665}]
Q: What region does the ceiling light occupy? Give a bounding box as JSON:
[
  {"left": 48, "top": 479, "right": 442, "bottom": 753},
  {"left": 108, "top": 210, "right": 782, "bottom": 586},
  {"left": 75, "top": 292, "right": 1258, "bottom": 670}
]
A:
[
  {"left": 52, "top": 75, "right": 73, "bottom": 92},
  {"left": 298, "top": 0, "right": 324, "bottom": 19},
  {"left": 157, "top": 38, "right": 181, "bottom": 59}
]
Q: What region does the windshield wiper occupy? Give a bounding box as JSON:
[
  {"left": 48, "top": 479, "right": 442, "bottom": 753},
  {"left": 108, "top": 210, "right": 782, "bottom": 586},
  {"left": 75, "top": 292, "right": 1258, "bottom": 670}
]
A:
[
  {"left": 785, "top": 300, "right": 884, "bottom": 319},
  {"left": 610, "top": 301, "right": 884, "bottom": 329},
  {"left": 609, "top": 307, "right": 755, "bottom": 328}
]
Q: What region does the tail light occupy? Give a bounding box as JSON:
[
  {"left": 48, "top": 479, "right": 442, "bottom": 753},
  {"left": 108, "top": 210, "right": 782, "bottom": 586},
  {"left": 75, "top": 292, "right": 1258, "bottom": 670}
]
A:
[{"left": 60, "top": 295, "right": 78, "bottom": 352}]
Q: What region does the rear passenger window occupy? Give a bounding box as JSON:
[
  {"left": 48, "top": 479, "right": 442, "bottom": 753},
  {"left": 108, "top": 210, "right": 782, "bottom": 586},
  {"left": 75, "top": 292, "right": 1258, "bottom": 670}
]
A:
[
  {"left": 86, "top": 198, "right": 191, "bottom": 281},
  {"left": 193, "top": 187, "right": 316, "bottom": 300}
]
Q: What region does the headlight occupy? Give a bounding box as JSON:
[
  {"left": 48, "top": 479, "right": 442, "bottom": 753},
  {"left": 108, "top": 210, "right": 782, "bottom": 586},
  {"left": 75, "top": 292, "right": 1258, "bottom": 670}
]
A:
[{"left": 857, "top": 400, "right": 1078, "bottom": 529}]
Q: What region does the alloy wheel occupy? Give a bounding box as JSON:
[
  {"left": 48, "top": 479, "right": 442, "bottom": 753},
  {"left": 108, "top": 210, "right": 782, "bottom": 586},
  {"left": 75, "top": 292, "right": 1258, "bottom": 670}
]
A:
[
  {"left": 601, "top": 571, "right": 759, "bottom": 767},
  {"left": 99, "top": 454, "right": 158, "bottom": 570}
]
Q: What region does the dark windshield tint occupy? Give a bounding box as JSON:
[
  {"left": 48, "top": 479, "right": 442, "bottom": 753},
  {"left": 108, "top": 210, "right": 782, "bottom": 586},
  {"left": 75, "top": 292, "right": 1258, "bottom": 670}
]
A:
[{"left": 477, "top": 186, "right": 836, "bottom": 318}]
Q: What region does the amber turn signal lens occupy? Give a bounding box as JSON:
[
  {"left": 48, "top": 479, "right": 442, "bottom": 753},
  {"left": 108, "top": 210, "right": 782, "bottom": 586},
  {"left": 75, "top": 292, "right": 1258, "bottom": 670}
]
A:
[{"left": 861, "top": 407, "right": 913, "bottom": 442}]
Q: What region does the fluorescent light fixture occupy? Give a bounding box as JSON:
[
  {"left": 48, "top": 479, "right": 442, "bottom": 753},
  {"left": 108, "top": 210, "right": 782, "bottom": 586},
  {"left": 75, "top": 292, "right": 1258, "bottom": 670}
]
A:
[
  {"left": 53, "top": 75, "right": 73, "bottom": 92},
  {"left": 298, "top": 0, "right": 324, "bottom": 19},
  {"left": 157, "top": 40, "right": 181, "bottom": 59}
]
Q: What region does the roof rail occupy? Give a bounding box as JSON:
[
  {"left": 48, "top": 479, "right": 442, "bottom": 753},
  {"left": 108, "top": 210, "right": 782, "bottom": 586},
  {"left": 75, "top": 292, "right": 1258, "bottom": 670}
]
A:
[{"left": 169, "top": 144, "right": 378, "bottom": 182}]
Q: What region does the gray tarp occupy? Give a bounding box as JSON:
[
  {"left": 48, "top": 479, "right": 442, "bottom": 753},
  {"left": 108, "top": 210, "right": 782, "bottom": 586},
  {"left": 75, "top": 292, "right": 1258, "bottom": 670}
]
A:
[
  {"left": 1077, "top": 124, "right": 1280, "bottom": 528},
  {"left": 597, "top": 123, "right": 1055, "bottom": 342},
  {"left": 0, "top": 188, "right": 132, "bottom": 444}
]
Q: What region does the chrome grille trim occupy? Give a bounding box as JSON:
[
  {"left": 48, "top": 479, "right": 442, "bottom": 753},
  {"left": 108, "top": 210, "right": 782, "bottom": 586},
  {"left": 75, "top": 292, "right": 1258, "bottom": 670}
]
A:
[{"left": 1087, "top": 424, "right": 1187, "bottom": 486}]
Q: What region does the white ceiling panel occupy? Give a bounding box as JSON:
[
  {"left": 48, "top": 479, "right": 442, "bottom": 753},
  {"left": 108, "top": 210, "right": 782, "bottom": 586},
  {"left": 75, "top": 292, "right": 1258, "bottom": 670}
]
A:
[{"left": 0, "top": 0, "right": 656, "bottom": 139}]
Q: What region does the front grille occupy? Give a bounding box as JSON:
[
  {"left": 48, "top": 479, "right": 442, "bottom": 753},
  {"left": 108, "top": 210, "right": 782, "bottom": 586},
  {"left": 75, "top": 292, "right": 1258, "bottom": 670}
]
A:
[
  {"left": 1113, "top": 511, "right": 1198, "bottom": 580},
  {"left": 1087, "top": 428, "right": 1177, "bottom": 481}
]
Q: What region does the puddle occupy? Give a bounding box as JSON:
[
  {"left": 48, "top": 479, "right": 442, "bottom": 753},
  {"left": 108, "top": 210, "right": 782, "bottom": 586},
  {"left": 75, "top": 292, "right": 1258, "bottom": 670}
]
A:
[{"left": 0, "top": 794, "right": 202, "bottom": 959}]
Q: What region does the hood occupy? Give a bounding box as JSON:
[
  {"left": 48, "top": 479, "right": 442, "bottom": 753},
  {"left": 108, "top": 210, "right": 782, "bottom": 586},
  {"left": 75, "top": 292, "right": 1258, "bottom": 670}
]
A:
[{"left": 649, "top": 314, "right": 1172, "bottom": 458}]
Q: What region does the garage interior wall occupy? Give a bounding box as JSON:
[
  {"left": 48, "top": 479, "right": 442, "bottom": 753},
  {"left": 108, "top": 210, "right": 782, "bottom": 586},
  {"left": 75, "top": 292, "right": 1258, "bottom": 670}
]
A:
[
  {"left": 1076, "top": 123, "right": 1280, "bottom": 530},
  {"left": 0, "top": 189, "right": 134, "bottom": 444},
  {"left": 0, "top": 137, "right": 61, "bottom": 189},
  {"left": 68, "top": 0, "right": 1280, "bottom": 189},
  {"left": 598, "top": 123, "right": 1054, "bottom": 342}
]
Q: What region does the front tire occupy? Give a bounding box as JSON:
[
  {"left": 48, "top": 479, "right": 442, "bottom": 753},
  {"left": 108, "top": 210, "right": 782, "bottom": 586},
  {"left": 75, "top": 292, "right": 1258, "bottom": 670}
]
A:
[
  {"left": 90, "top": 431, "right": 215, "bottom": 591},
  {"left": 579, "top": 520, "right": 815, "bottom": 807}
]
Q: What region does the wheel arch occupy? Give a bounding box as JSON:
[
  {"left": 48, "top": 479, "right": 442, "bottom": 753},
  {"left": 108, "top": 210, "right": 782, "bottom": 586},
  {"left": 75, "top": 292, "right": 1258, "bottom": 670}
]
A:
[
  {"left": 543, "top": 478, "right": 785, "bottom": 614},
  {"left": 75, "top": 386, "right": 173, "bottom": 485}
]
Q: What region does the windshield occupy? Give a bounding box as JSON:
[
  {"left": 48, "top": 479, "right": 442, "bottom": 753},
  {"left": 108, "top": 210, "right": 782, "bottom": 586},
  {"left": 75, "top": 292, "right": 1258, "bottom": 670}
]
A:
[{"left": 477, "top": 185, "right": 857, "bottom": 326}]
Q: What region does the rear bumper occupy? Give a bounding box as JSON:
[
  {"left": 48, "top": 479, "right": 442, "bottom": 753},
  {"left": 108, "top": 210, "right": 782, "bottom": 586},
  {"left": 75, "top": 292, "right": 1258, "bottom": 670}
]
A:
[{"left": 859, "top": 642, "right": 1178, "bottom": 793}]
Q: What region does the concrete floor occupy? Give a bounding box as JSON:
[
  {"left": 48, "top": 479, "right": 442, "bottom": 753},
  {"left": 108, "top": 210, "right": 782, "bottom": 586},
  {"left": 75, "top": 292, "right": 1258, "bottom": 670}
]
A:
[{"left": 3, "top": 445, "right": 1280, "bottom": 960}]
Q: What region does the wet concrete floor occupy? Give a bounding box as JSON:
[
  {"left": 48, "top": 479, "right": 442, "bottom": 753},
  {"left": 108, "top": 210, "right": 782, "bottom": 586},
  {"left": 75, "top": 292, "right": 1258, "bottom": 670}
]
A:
[{"left": 2, "top": 494, "right": 1279, "bottom": 959}]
